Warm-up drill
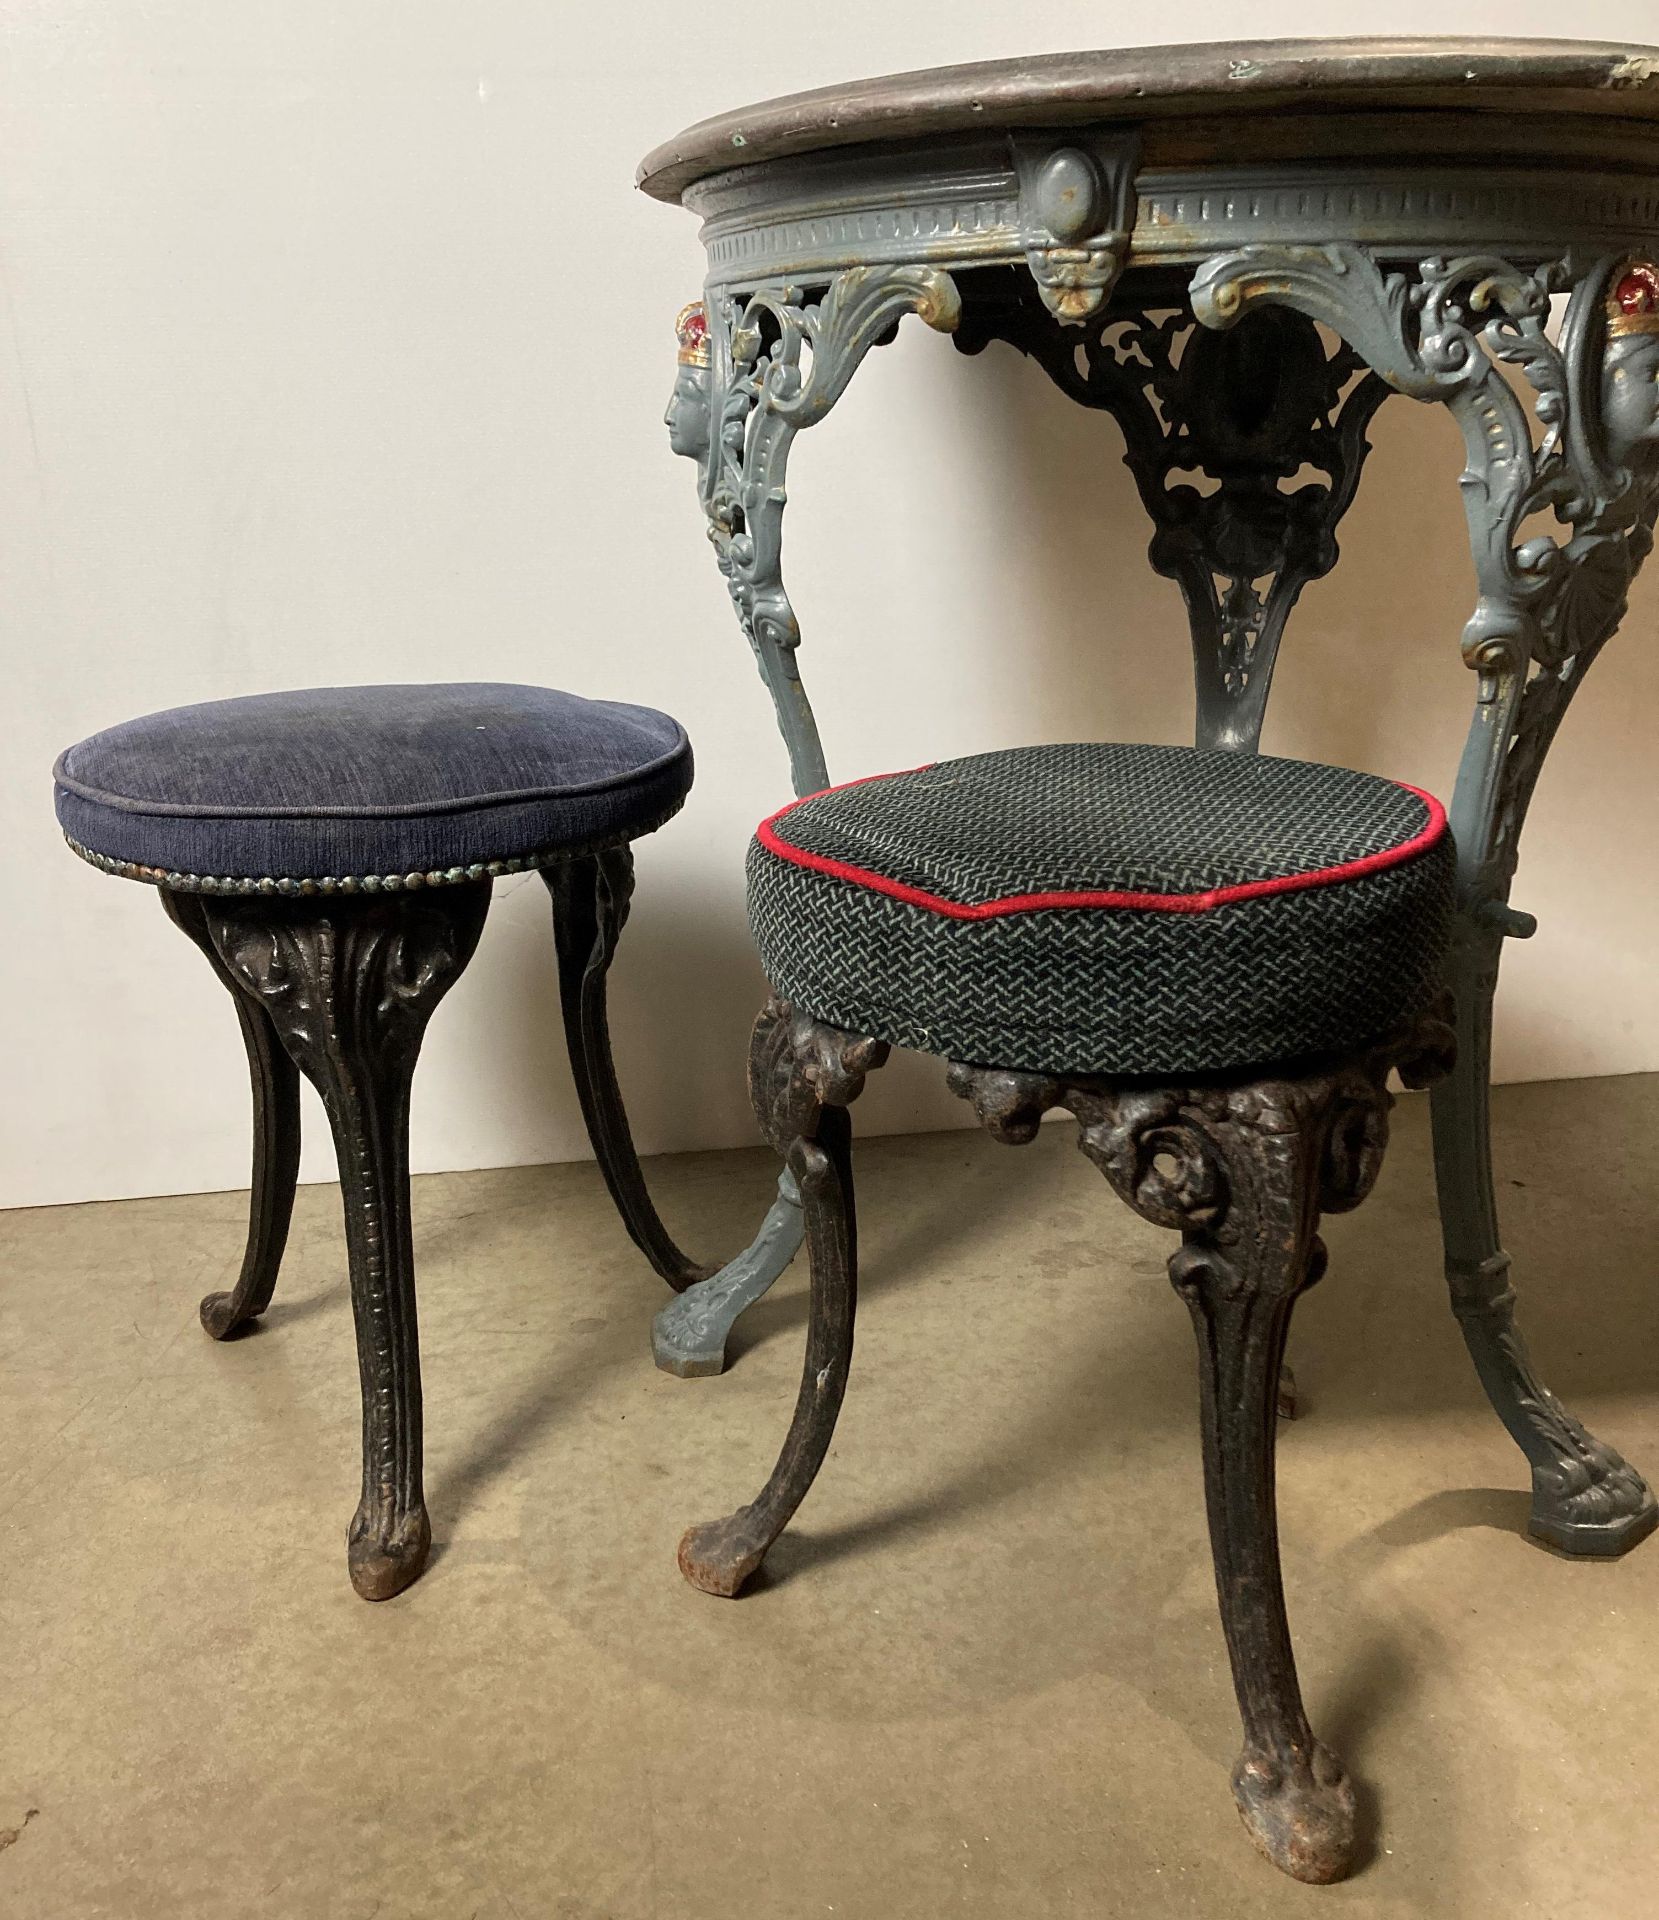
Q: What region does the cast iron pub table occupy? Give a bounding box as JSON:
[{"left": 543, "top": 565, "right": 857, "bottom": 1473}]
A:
[{"left": 640, "top": 37, "right": 1659, "bottom": 1559}]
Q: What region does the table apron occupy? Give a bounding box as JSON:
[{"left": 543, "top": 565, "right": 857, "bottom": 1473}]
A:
[{"left": 692, "top": 153, "right": 1659, "bottom": 290}]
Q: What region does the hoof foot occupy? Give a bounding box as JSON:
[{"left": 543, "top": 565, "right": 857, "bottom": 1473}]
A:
[
  {"left": 199, "top": 1290, "right": 256, "bottom": 1340},
  {"left": 1530, "top": 1448, "right": 1658, "bottom": 1559},
  {"left": 678, "top": 1514, "right": 767, "bottom": 1597},
  {"left": 347, "top": 1506, "right": 431, "bottom": 1601},
  {"left": 1232, "top": 1742, "right": 1357, "bottom": 1885}
]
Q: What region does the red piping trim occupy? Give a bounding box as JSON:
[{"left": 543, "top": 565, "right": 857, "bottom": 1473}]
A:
[{"left": 756, "top": 764, "right": 1449, "bottom": 920}]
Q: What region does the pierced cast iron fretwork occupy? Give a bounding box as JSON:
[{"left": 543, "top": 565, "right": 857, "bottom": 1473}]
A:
[{"left": 958, "top": 280, "right": 1391, "bottom": 751}]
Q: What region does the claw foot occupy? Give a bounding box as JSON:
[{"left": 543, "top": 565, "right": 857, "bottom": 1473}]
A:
[
  {"left": 347, "top": 1503, "right": 431, "bottom": 1601},
  {"left": 678, "top": 1511, "right": 769, "bottom": 1598},
  {"left": 1231, "top": 1741, "right": 1357, "bottom": 1885},
  {"left": 1530, "top": 1423, "right": 1658, "bottom": 1557}
]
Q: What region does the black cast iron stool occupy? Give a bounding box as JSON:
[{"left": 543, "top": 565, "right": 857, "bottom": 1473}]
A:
[
  {"left": 55, "top": 682, "right": 709, "bottom": 1601},
  {"left": 678, "top": 741, "right": 1457, "bottom": 1885}
]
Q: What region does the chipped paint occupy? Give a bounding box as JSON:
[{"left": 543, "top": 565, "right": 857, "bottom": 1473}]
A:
[{"left": 1607, "top": 55, "right": 1659, "bottom": 88}]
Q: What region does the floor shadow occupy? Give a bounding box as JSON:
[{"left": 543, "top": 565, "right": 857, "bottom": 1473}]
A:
[
  {"left": 255, "top": 1285, "right": 343, "bottom": 1331},
  {"left": 744, "top": 1483, "right": 996, "bottom": 1590},
  {"left": 722, "top": 1311, "right": 1169, "bottom": 1583},
  {"left": 429, "top": 1320, "right": 630, "bottom": 1524},
  {"left": 1354, "top": 1486, "right": 1536, "bottom": 1556},
  {"left": 1315, "top": 1631, "right": 1426, "bottom": 1879}
]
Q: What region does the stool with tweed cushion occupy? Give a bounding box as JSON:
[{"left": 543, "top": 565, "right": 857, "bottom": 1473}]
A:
[
  {"left": 678, "top": 740, "right": 1456, "bottom": 1885},
  {"left": 56, "top": 681, "right": 708, "bottom": 1601}
]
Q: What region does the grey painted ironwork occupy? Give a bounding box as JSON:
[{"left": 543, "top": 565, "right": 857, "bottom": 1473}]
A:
[
  {"left": 655, "top": 264, "right": 961, "bottom": 1376},
  {"left": 1012, "top": 132, "right": 1139, "bottom": 323},
  {"left": 679, "top": 265, "right": 960, "bottom": 796},
  {"left": 1190, "top": 242, "right": 1659, "bottom": 1551},
  {"left": 648, "top": 41, "right": 1659, "bottom": 1551},
  {"left": 684, "top": 146, "right": 1659, "bottom": 292}
]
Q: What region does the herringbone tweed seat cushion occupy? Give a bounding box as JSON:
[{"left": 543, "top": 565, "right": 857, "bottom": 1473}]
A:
[{"left": 746, "top": 742, "right": 1455, "bottom": 1075}]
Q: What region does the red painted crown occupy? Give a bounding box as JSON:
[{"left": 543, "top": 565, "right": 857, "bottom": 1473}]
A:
[
  {"left": 675, "top": 301, "right": 710, "bottom": 367},
  {"left": 1610, "top": 263, "right": 1659, "bottom": 336}
]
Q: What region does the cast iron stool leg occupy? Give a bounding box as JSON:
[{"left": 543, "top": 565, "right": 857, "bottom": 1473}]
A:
[
  {"left": 678, "top": 1123, "right": 855, "bottom": 1594},
  {"left": 544, "top": 848, "right": 714, "bottom": 1291},
  {"left": 952, "top": 1047, "right": 1441, "bottom": 1884},
  {"left": 678, "top": 1003, "right": 884, "bottom": 1591},
  {"left": 1175, "top": 1226, "right": 1353, "bottom": 1882},
  {"left": 195, "top": 883, "right": 490, "bottom": 1600},
  {"left": 162, "top": 889, "right": 301, "bottom": 1338}
]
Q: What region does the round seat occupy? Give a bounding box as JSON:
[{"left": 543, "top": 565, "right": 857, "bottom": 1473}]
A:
[
  {"left": 54, "top": 682, "right": 693, "bottom": 894},
  {"left": 746, "top": 741, "right": 1455, "bottom": 1075}
]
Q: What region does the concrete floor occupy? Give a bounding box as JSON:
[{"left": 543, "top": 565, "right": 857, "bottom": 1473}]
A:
[{"left": 2, "top": 1077, "right": 1657, "bottom": 1919}]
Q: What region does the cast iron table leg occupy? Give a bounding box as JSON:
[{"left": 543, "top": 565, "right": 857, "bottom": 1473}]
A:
[
  {"left": 1172, "top": 243, "right": 1659, "bottom": 1548},
  {"left": 656, "top": 268, "right": 960, "bottom": 1374}
]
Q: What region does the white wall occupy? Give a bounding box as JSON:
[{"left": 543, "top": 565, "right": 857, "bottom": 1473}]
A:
[{"left": 4, "top": 1, "right": 1658, "bottom": 1210}]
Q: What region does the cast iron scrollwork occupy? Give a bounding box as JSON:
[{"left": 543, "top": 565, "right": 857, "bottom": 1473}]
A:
[
  {"left": 1189, "top": 245, "right": 1659, "bottom": 698},
  {"left": 747, "top": 995, "right": 891, "bottom": 1151},
  {"left": 1189, "top": 242, "right": 1659, "bottom": 1554},
  {"left": 666, "top": 268, "right": 961, "bottom": 796},
  {"left": 945, "top": 1002, "right": 1453, "bottom": 1251}
]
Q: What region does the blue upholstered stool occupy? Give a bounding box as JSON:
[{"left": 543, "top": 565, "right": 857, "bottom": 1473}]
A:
[
  {"left": 681, "top": 741, "right": 1457, "bottom": 1885},
  {"left": 56, "top": 682, "right": 706, "bottom": 1600}
]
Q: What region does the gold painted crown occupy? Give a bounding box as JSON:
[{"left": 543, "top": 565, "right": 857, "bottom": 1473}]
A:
[
  {"left": 1610, "top": 263, "right": 1659, "bottom": 337},
  {"left": 675, "top": 301, "right": 710, "bottom": 368}
]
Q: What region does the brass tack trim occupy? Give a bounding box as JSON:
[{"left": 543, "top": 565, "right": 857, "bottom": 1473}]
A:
[{"left": 60, "top": 802, "right": 685, "bottom": 895}]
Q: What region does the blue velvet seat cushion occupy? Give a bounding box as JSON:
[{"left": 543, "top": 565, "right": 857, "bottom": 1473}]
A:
[{"left": 55, "top": 683, "right": 693, "bottom": 884}]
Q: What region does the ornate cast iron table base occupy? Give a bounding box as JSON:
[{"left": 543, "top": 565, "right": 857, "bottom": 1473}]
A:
[
  {"left": 162, "top": 846, "right": 703, "bottom": 1599},
  {"left": 648, "top": 44, "right": 1659, "bottom": 1556},
  {"left": 678, "top": 996, "right": 1454, "bottom": 1884}
]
